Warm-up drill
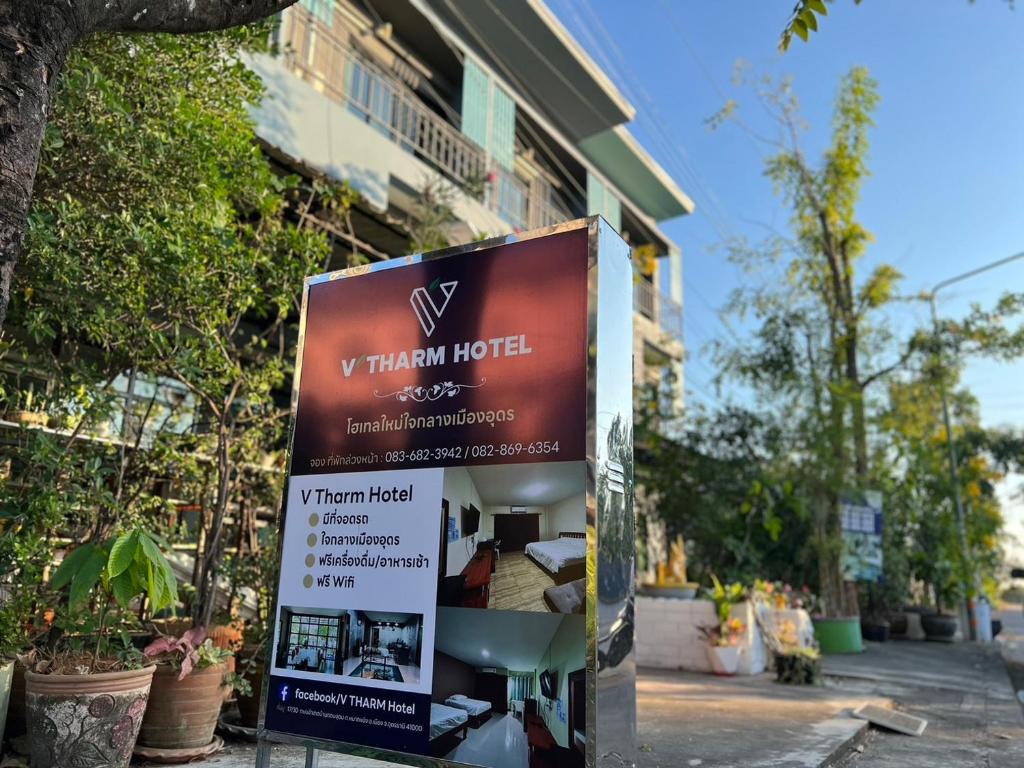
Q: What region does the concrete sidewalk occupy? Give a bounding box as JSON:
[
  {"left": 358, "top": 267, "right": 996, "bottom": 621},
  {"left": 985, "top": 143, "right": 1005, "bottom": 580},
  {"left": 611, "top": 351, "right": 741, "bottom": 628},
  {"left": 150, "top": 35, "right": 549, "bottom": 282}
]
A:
[
  {"left": 828, "top": 640, "right": 1024, "bottom": 768},
  {"left": 637, "top": 669, "right": 888, "bottom": 768},
  {"left": 166, "top": 669, "right": 890, "bottom": 768},
  {"left": 141, "top": 633, "right": 1024, "bottom": 768}
]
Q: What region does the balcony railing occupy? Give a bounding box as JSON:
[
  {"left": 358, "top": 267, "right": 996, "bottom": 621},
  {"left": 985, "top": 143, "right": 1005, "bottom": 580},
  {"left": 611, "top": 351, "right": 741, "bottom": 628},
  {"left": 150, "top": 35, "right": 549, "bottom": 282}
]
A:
[
  {"left": 634, "top": 280, "right": 684, "bottom": 344},
  {"left": 279, "top": 6, "right": 574, "bottom": 233},
  {"left": 280, "top": 7, "right": 486, "bottom": 188}
]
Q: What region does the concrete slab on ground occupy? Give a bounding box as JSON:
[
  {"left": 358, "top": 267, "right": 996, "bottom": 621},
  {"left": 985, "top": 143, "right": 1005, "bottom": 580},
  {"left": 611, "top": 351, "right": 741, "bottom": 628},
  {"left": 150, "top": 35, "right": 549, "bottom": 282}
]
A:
[{"left": 637, "top": 668, "right": 890, "bottom": 768}]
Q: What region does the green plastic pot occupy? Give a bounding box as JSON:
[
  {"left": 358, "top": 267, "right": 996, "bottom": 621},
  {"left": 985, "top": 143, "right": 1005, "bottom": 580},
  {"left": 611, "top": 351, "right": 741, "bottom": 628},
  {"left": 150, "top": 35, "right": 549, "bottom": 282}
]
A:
[{"left": 813, "top": 617, "right": 864, "bottom": 654}]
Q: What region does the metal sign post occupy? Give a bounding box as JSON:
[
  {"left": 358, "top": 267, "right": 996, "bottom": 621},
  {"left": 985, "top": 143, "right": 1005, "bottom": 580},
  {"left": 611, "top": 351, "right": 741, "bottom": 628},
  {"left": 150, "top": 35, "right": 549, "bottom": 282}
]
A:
[{"left": 255, "top": 217, "right": 635, "bottom": 768}]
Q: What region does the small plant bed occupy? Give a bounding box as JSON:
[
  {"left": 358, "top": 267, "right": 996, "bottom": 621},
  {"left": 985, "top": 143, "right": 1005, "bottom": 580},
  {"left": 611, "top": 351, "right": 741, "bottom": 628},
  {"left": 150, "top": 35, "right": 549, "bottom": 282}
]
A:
[{"left": 774, "top": 648, "right": 822, "bottom": 685}]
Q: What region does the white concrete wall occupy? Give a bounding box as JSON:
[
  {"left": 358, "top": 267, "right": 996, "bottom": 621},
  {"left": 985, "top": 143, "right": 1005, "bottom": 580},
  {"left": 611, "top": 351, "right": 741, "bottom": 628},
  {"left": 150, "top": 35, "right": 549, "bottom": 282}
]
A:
[
  {"left": 635, "top": 597, "right": 765, "bottom": 675},
  {"left": 546, "top": 492, "right": 586, "bottom": 539}
]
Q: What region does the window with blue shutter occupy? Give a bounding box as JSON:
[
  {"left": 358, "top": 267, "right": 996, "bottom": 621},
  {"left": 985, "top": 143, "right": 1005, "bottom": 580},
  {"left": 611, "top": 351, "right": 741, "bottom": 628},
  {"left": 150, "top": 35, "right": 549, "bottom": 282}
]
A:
[
  {"left": 301, "top": 0, "right": 334, "bottom": 25},
  {"left": 461, "top": 58, "right": 491, "bottom": 152},
  {"left": 461, "top": 57, "right": 516, "bottom": 171},
  {"left": 489, "top": 85, "right": 515, "bottom": 171},
  {"left": 587, "top": 172, "right": 621, "bottom": 232}
]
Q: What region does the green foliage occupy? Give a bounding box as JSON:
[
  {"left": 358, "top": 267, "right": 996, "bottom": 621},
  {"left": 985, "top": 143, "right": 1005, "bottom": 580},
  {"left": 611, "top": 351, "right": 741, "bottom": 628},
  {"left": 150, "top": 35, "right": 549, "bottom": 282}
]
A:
[
  {"left": 408, "top": 177, "right": 456, "bottom": 253},
  {"left": 713, "top": 67, "right": 903, "bottom": 616},
  {"left": 779, "top": 0, "right": 834, "bottom": 52},
  {"left": 10, "top": 26, "right": 331, "bottom": 630},
  {"left": 877, "top": 367, "right": 1005, "bottom": 610},
  {"left": 637, "top": 392, "right": 816, "bottom": 588},
  {"left": 706, "top": 574, "right": 747, "bottom": 624},
  {"left": 51, "top": 527, "right": 178, "bottom": 617},
  {"left": 779, "top": 0, "right": 1014, "bottom": 52}
]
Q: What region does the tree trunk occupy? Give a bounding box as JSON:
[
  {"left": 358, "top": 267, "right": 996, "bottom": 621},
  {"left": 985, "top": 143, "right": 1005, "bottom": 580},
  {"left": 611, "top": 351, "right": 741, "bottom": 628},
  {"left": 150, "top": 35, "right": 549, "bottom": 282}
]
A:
[{"left": 0, "top": 3, "right": 79, "bottom": 328}]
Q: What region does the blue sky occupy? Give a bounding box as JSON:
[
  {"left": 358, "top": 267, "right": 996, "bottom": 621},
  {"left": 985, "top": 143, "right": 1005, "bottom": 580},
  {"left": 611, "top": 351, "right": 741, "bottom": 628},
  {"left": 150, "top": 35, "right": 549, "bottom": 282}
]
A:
[{"left": 548, "top": 0, "right": 1024, "bottom": 556}]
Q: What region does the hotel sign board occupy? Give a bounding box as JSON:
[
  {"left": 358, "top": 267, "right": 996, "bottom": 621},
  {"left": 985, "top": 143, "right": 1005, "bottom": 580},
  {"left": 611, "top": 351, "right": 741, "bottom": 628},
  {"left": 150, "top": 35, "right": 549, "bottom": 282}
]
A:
[{"left": 258, "top": 218, "right": 636, "bottom": 768}]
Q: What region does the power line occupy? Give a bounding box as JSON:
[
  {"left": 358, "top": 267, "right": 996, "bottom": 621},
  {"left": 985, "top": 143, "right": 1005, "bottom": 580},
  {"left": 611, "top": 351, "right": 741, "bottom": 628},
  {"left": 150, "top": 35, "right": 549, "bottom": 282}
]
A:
[{"left": 568, "top": 0, "right": 742, "bottom": 243}]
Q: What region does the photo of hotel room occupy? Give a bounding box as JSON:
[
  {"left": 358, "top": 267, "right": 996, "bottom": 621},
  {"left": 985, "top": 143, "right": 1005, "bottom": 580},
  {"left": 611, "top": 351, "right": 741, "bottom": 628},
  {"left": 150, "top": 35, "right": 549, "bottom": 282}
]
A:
[
  {"left": 430, "top": 607, "right": 585, "bottom": 768},
  {"left": 273, "top": 607, "right": 424, "bottom": 685},
  {"left": 437, "top": 461, "right": 586, "bottom": 614}
]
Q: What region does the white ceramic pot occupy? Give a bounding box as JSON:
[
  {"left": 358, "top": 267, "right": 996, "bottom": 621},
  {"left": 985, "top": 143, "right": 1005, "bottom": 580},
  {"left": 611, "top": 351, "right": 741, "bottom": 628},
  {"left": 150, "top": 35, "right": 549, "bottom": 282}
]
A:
[{"left": 706, "top": 645, "right": 740, "bottom": 676}]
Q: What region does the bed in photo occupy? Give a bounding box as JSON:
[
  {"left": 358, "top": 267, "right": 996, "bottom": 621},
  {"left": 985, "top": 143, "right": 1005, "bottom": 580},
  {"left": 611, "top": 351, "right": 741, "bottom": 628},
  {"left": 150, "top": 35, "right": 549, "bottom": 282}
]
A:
[
  {"left": 429, "top": 702, "right": 469, "bottom": 757},
  {"left": 432, "top": 607, "right": 586, "bottom": 767},
  {"left": 437, "top": 461, "right": 586, "bottom": 613}
]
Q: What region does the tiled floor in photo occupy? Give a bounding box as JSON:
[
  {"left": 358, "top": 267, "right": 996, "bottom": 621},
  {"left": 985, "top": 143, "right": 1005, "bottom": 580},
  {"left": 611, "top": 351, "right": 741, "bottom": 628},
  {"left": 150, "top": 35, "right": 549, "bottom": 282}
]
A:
[
  {"left": 442, "top": 713, "right": 528, "bottom": 768},
  {"left": 488, "top": 551, "right": 554, "bottom": 612}
]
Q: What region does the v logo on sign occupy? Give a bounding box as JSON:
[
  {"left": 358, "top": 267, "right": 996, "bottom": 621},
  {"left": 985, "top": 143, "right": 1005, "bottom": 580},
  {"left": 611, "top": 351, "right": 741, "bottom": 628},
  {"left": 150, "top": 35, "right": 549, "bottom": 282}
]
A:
[{"left": 410, "top": 280, "right": 457, "bottom": 337}]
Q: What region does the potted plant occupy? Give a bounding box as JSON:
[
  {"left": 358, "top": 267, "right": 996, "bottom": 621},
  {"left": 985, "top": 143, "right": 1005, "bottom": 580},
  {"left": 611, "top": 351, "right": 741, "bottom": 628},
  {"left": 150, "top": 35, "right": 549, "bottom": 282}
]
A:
[
  {"left": 859, "top": 583, "right": 891, "bottom": 643},
  {"left": 699, "top": 617, "right": 746, "bottom": 675},
  {"left": 775, "top": 646, "right": 822, "bottom": 684},
  {"left": 4, "top": 383, "right": 48, "bottom": 427},
  {"left": 219, "top": 529, "right": 279, "bottom": 729},
  {"left": 234, "top": 626, "right": 268, "bottom": 729},
  {"left": 920, "top": 610, "right": 958, "bottom": 642},
  {"left": 919, "top": 558, "right": 960, "bottom": 642},
  {"left": 23, "top": 527, "right": 178, "bottom": 768},
  {"left": 700, "top": 576, "right": 747, "bottom": 676},
  {"left": 770, "top": 619, "right": 822, "bottom": 685},
  {"left": 135, "top": 626, "right": 235, "bottom": 756}
]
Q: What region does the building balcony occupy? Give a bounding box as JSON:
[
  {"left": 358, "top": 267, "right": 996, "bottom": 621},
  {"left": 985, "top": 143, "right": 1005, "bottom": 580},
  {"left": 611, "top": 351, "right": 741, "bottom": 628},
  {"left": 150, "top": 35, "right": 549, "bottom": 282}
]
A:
[
  {"left": 634, "top": 279, "right": 683, "bottom": 346},
  {"left": 278, "top": 6, "right": 572, "bottom": 234}
]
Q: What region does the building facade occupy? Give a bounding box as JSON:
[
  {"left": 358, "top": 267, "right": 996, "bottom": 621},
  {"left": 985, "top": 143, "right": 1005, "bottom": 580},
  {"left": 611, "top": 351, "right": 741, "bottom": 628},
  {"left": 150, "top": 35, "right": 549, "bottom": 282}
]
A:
[{"left": 247, "top": 0, "right": 692, "bottom": 408}]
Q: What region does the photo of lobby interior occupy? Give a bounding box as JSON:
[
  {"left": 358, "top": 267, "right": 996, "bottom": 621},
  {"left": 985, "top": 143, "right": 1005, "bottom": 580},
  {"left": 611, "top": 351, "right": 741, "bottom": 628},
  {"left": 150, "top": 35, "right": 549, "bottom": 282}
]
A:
[
  {"left": 274, "top": 606, "right": 424, "bottom": 685},
  {"left": 438, "top": 461, "right": 586, "bottom": 614},
  {"left": 430, "top": 607, "right": 585, "bottom": 768}
]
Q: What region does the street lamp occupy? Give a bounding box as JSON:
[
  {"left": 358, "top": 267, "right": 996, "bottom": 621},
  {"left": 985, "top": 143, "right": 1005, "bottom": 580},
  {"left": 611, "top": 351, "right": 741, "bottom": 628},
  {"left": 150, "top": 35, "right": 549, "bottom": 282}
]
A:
[{"left": 929, "top": 250, "right": 1024, "bottom": 642}]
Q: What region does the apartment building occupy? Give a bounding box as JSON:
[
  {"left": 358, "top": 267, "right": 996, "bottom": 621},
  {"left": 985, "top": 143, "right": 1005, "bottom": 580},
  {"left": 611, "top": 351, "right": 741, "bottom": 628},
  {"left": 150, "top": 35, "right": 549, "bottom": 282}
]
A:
[{"left": 247, "top": 0, "right": 693, "bottom": 408}]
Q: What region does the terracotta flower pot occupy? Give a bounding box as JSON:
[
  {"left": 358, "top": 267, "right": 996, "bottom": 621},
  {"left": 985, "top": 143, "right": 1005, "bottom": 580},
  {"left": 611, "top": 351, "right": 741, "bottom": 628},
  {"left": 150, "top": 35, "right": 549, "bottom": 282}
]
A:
[
  {"left": 25, "top": 665, "right": 155, "bottom": 768},
  {"left": 137, "top": 662, "right": 228, "bottom": 750}
]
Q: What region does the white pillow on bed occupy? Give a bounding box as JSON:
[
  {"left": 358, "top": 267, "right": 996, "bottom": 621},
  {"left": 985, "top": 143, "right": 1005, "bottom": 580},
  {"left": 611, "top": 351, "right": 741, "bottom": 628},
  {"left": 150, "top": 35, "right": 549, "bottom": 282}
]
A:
[{"left": 450, "top": 694, "right": 467, "bottom": 700}]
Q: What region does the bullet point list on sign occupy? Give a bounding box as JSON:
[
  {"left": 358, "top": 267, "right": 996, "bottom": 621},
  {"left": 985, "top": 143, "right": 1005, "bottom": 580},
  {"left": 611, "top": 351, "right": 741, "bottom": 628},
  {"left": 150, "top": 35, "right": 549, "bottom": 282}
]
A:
[
  {"left": 303, "top": 574, "right": 313, "bottom": 589},
  {"left": 309, "top": 512, "right": 319, "bottom": 526},
  {"left": 307, "top": 533, "right": 316, "bottom": 547},
  {"left": 305, "top": 553, "right": 315, "bottom": 568}
]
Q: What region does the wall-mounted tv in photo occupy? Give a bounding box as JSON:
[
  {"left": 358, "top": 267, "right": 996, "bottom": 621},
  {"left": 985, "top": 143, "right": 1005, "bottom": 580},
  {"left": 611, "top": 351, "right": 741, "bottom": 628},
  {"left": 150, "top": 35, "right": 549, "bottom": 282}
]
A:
[
  {"left": 539, "top": 668, "right": 558, "bottom": 699},
  {"left": 461, "top": 505, "right": 480, "bottom": 536}
]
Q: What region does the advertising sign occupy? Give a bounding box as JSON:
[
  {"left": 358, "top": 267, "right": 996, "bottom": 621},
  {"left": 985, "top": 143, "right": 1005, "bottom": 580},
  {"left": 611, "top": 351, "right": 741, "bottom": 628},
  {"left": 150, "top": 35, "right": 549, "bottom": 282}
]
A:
[
  {"left": 841, "top": 490, "right": 884, "bottom": 582},
  {"left": 259, "top": 219, "right": 636, "bottom": 768}
]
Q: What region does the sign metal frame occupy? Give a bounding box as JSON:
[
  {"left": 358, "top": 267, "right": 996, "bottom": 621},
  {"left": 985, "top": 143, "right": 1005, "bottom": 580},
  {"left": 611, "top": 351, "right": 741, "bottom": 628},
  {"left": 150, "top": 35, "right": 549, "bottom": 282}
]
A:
[{"left": 254, "top": 216, "right": 636, "bottom": 768}]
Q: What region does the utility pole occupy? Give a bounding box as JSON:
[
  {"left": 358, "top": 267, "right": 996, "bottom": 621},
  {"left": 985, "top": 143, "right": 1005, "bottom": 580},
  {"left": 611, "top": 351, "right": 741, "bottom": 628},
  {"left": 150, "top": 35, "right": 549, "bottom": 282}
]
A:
[{"left": 929, "top": 250, "right": 1024, "bottom": 642}]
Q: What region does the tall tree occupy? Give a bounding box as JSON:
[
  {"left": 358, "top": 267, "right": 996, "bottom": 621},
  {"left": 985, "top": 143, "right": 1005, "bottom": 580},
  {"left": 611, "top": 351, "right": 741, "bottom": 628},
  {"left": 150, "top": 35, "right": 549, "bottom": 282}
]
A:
[
  {"left": 719, "top": 67, "right": 913, "bottom": 615},
  {"left": 0, "top": 0, "right": 298, "bottom": 331}
]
